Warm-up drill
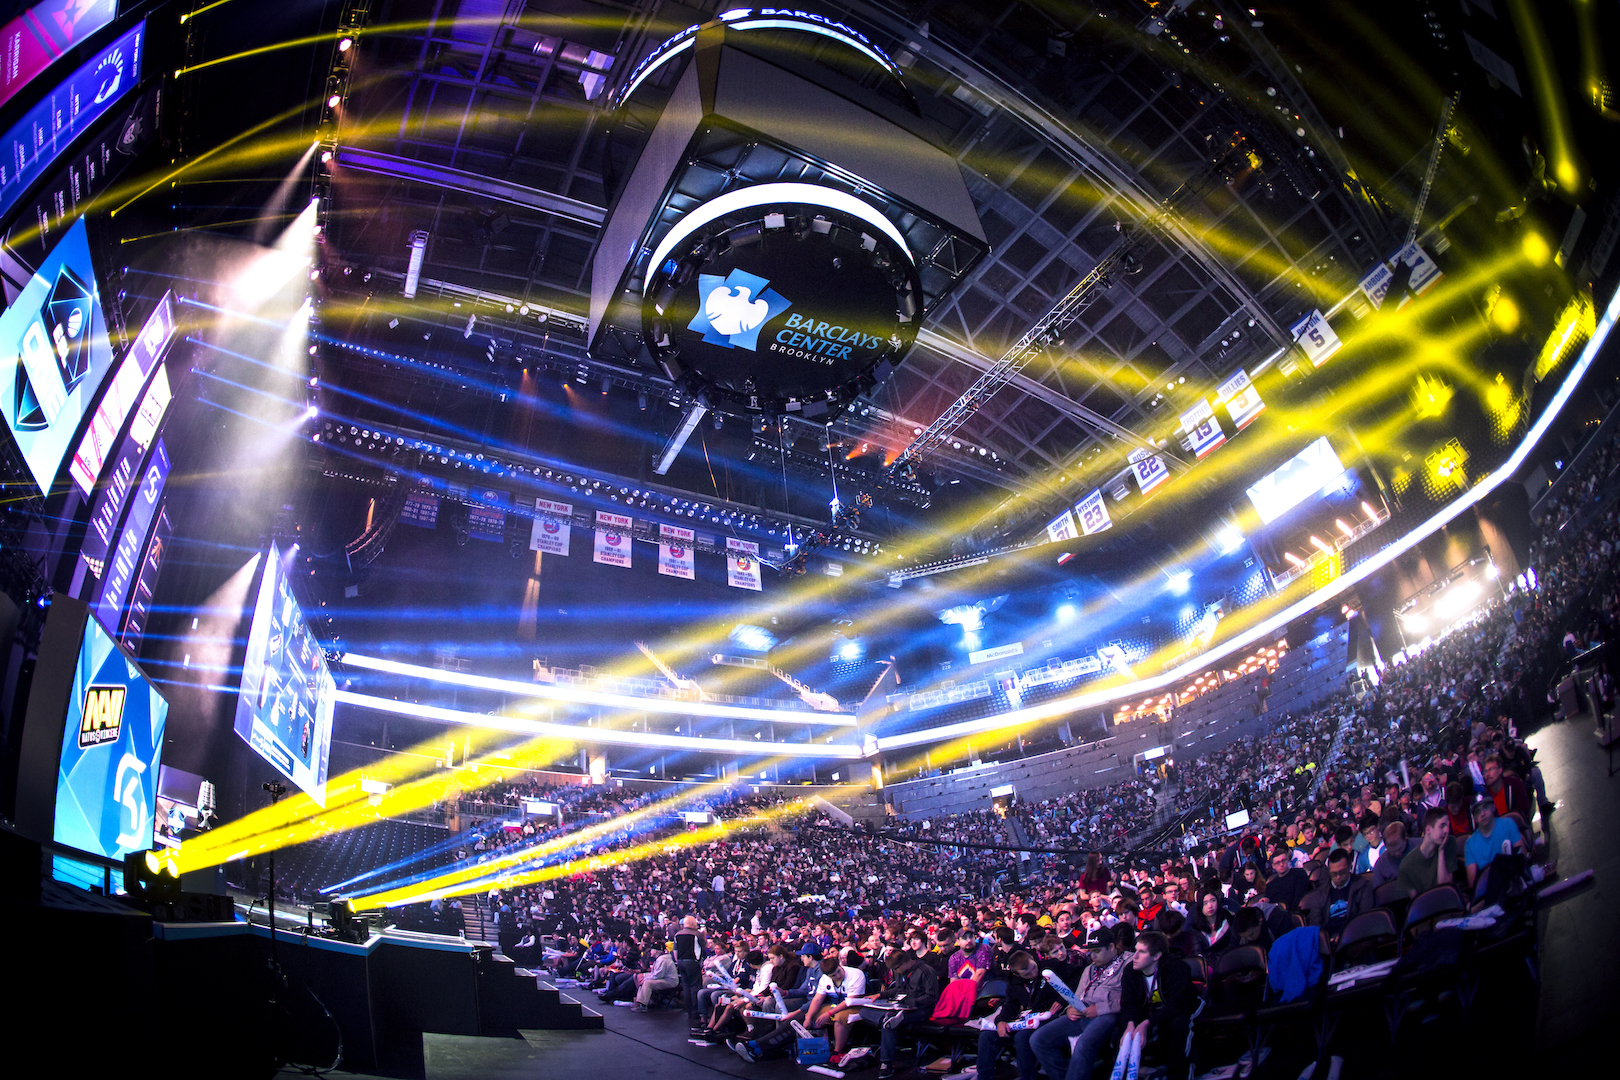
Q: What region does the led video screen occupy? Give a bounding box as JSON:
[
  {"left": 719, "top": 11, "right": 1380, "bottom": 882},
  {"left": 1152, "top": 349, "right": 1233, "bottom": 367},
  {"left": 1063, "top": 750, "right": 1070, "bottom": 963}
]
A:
[
  {"left": 0, "top": 218, "right": 114, "bottom": 494},
  {"left": 52, "top": 611, "right": 169, "bottom": 860},
  {"left": 0, "top": 20, "right": 142, "bottom": 226},
  {"left": 233, "top": 543, "right": 334, "bottom": 805},
  {"left": 0, "top": 0, "right": 116, "bottom": 111},
  {"left": 1246, "top": 437, "right": 1348, "bottom": 527},
  {"left": 154, "top": 764, "right": 213, "bottom": 851}
]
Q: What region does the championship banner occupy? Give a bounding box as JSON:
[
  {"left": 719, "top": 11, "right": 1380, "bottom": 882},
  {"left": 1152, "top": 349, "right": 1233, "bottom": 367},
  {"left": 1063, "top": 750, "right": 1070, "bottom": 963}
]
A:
[
  {"left": 1077, "top": 488, "right": 1112, "bottom": 535},
  {"left": 1215, "top": 368, "right": 1265, "bottom": 429},
  {"left": 1358, "top": 241, "right": 1441, "bottom": 310},
  {"left": 1046, "top": 508, "right": 1078, "bottom": 543},
  {"left": 1178, "top": 398, "right": 1227, "bottom": 459},
  {"left": 659, "top": 523, "right": 695, "bottom": 579},
  {"left": 726, "top": 536, "right": 762, "bottom": 591},
  {"left": 1129, "top": 447, "right": 1169, "bottom": 495},
  {"left": 594, "top": 511, "right": 633, "bottom": 568},
  {"left": 1289, "top": 308, "right": 1343, "bottom": 367},
  {"left": 467, "top": 488, "right": 509, "bottom": 542},
  {"left": 399, "top": 488, "right": 439, "bottom": 528},
  {"left": 529, "top": 498, "right": 572, "bottom": 555}
]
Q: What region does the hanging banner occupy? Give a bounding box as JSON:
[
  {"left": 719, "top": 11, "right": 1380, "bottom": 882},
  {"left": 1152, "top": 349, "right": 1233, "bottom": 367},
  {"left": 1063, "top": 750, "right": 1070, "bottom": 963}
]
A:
[
  {"left": 1077, "top": 488, "right": 1112, "bottom": 535},
  {"left": 1178, "top": 398, "right": 1227, "bottom": 459},
  {"left": 1358, "top": 241, "right": 1442, "bottom": 310},
  {"left": 1289, "top": 308, "right": 1343, "bottom": 367},
  {"left": 529, "top": 498, "right": 572, "bottom": 555},
  {"left": 594, "top": 511, "right": 633, "bottom": 568},
  {"left": 399, "top": 488, "right": 439, "bottom": 528},
  {"left": 1215, "top": 368, "right": 1265, "bottom": 429},
  {"left": 1129, "top": 447, "right": 1169, "bottom": 495},
  {"left": 1045, "top": 508, "right": 1078, "bottom": 543},
  {"left": 726, "top": 536, "right": 762, "bottom": 591},
  {"left": 467, "top": 488, "right": 509, "bottom": 542},
  {"left": 658, "top": 523, "right": 695, "bottom": 579}
]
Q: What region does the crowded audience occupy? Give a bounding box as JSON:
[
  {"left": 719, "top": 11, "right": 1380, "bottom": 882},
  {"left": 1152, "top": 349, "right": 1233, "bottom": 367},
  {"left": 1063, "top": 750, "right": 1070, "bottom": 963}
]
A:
[{"left": 365, "top": 434, "right": 1620, "bottom": 1077}]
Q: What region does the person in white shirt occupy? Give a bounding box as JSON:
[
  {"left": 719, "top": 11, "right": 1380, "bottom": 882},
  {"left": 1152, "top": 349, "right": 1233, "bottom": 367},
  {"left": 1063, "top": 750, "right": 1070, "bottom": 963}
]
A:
[{"left": 807, "top": 953, "right": 867, "bottom": 1030}]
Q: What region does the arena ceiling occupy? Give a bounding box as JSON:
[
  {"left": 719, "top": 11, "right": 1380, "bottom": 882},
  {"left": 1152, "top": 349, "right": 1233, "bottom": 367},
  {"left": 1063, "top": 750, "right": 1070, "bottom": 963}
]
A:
[{"left": 165, "top": 0, "right": 1612, "bottom": 654}]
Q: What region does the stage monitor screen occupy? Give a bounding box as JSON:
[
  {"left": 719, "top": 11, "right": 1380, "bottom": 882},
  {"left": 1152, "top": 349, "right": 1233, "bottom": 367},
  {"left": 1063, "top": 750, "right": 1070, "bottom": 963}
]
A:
[
  {"left": 1245, "top": 437, "right": 1348, "bottom": 526},
  {"left": 233, "top": 543, "right": 334, "bottom": 805},
  {"left": 0, "top": 20, "right": 143, "bottom": 226},
  {"left": 0, "top": 0, "right": 117, "bottom": 111},
  {"left": 154, "top": 764, "right": 214, "bottom": 850},
  {"left": 52, "top": 611, "right": 169, "bottom": 860},
  {"left": 0, "top": 218, "right": 115, "bottom": 494}
]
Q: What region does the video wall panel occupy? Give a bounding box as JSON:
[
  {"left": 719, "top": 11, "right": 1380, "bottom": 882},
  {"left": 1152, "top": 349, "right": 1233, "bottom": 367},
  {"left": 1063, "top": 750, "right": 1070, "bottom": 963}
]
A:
[
  {"left": 234, "top": 542, "right": 335, "bottom": 805},
  {"left": 0, "top": 217, "right": 113, "bottom": 493},
  {"left": 52, "top": 610, "right": 169, "bottom": 859}
]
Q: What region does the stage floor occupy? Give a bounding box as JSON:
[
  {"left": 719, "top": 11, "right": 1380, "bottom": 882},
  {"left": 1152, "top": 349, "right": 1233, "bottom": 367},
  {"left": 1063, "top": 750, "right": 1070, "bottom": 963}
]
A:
[{"left": 276, "top": 707, "right": 1620, "bottom": 1080}]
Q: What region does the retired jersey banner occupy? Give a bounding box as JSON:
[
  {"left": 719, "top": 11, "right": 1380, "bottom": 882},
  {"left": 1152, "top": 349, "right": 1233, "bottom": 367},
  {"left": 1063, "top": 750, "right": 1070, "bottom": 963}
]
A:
[
  {"left": 659, "top": 523, "right": 695, "bottom": 579},
  {"left": 1358, "top": 241, "right": 1442, "bottom": 310},
  {"left": 594, "top": 511, "right": 633, "bottom": 568},
  {"left": 1129, "top": 447, "right": 1169, "bottom": 495},
  {"left": 1178, "top": 398, "right": 1227, "bottom": 459},
  {"left": 1289, "top": 308, "right": 1343, "bottom": 367},
  {"left": 1077, "top": 488, "right": 1112, "bottom": 535},
  {"left": 467, "top": 488, "right": 509, "bottom": 542},
  {"left": 726, "top": 536, "right": 762, "bottom": 591},
  {"left": 529, "top": 498, "right": 572, "bottom": 555},
  {"left": 1046, "top": 508, "right": 1078, "bottom": 543},
  {"left": 1215, "top": 368, "right": 1265, "bottom": 430}
]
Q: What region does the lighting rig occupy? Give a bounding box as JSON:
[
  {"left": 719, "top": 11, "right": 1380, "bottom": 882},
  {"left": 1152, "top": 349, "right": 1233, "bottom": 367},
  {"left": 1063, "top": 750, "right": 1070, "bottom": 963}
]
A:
[{"left": 779, "top": 492, "right": 872, "bottom": 576}]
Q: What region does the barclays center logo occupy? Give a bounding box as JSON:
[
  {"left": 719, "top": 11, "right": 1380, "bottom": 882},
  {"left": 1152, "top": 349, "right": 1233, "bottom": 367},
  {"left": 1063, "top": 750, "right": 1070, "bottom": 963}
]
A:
[{"left": 688, "top": 269, "right": 792, "bottom": 350}]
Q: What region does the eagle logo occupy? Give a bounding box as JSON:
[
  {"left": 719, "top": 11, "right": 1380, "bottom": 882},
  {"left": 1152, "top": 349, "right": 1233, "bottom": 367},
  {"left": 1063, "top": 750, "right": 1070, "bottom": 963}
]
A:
[{"left": 687, "top": 269, "right": 791, "bottom": 350}]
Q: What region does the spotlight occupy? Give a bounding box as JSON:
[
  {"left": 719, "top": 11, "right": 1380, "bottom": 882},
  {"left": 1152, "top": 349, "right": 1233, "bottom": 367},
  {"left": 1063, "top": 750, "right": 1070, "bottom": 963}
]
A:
[
  {"left": 338, "top": 37, "right": 353, "bottom": 52},
  {"left": 327, "top": 93, "right": 341, "bottom": 109}
]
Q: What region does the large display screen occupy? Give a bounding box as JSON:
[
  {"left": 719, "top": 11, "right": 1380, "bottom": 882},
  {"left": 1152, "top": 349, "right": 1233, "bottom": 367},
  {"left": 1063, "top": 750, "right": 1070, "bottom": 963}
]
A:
[
  {"left": 0, "top": 20, "right": 142, "bottom": 226},
  {"left": 68, "top": 290, "right": 175, "bottom": 496},
  {"left": 0, "top": 217, "right": 114, "bottom": 493},
  {"left": 52, "top": 611, "right": 169, "bottom": 859},
  {"left": 1246, "top": 437, "right": 1349, "bottom": 526},
  {"left": 93, "top": 437, "right": 166, "bottom": 633},
  {"left": 0, "top": 0, "right": 117, "bottom": 111},
  {"left": 234, "top": 543, "right": 334, "bottom": 805},
  {"left": 154, "top": 764, "right": 214, "bottom": 851}
]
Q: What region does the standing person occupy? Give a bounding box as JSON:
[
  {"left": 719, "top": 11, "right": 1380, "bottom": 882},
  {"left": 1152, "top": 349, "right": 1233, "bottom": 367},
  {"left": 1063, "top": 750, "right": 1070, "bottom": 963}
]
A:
[{"left": 674, "top": 915, "right": 708, "bottom": 1034}]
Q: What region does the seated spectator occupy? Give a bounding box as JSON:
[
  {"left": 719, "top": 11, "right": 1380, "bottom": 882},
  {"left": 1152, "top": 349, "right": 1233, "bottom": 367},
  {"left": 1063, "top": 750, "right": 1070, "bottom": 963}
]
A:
[
  {"left": 1029, "top": 925, "right": 1133, "bottom": 1080},
  {"left": 1120, "top": 931, "right": 1198, "bottom": 1077},
  {"left": 1371, "top": 822, "right": 1410, "bottom": 890},
  {"left": 1463, "top": 799, "right": 1525, "bottom": 900},
  {"left": 1300, "top": 849, "right": 1374, "bottom": 943},
  {"left": 1264, "top": 847, "right": 1313, "bottom": 912},
  {"left": 632, "top": 947, "right": 679, "bottom": 1011},
  {"left": 1191, "top": 891, "right": 1233, "bottom": 954},
  {"left": 1396, "top": 808, "right": 1458, "bottom": 898},
  {"left": 1481, "top": 753, "right": 1534, "bottom": 834}
]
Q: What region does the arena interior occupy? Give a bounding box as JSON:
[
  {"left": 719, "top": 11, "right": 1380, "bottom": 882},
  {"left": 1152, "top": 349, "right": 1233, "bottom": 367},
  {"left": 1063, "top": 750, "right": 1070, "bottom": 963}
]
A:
[{"left": 2, "top": 2, "right": 1620, "bottom": 1079}]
